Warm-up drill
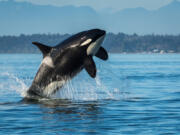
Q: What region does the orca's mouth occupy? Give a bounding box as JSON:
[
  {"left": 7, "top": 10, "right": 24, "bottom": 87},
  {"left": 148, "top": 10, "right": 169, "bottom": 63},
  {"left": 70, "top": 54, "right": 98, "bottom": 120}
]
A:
[
  {"left": 87, "top": 34, "right": 105, "bottom": 56},
  {"left": 92, "top": 29, "right": 106, "bottom": 44},
  {"left": 95, "top": 30, "right": 106, "bottom": 40},
  {"left": 99, "top": 30, "right": 106, "bottom": 37},
  {"left": 86, "top": 29, "right": 106, "bottom": 42}
]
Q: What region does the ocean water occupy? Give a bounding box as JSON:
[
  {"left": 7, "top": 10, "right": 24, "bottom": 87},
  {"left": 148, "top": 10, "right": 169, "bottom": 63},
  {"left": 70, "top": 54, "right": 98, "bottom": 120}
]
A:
[{"left": 0, "top": 54, "right": 180, "bottom": 135}]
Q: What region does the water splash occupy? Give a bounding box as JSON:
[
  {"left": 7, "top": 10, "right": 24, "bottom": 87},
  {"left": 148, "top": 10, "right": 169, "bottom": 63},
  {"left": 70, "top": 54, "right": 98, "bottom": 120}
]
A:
[
  {"left": 52, "top": 72, "right": 126, "bottom": 101},
  {"left": 0, "top": 72, "right": 28, "bottom": 97},
  {"left": 0, "top": 60, "right": 129, "bottom": 101},
  {"left": 95, "top": 75, "right": 114, "bottom": 99},
  {"left": 53, "top": 59, "right": 128, "bottom": 101}
]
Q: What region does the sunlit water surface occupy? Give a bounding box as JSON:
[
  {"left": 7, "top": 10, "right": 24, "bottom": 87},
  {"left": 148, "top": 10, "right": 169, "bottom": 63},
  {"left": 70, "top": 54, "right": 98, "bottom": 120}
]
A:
[{"left": 0, "top": 54, "right": 180, "bottom": 135}]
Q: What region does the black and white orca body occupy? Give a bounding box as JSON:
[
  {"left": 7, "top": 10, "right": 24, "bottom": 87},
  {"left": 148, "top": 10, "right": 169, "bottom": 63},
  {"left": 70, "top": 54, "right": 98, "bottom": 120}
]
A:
[{"left": 26, "top": 29, "right": 108, "bottom": 98}]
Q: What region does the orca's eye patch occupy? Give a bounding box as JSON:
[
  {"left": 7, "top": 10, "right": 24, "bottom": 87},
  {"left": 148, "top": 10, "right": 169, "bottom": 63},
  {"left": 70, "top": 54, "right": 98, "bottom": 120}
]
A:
[{"left": 80, "top": 39, "right": 92, "bottom": 46}]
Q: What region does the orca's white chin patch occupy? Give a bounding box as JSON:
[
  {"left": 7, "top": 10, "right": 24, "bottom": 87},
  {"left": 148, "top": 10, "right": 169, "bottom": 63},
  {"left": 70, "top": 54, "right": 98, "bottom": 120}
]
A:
[{"left": 87, "top": 35, "right": 105, "bottom": 56}]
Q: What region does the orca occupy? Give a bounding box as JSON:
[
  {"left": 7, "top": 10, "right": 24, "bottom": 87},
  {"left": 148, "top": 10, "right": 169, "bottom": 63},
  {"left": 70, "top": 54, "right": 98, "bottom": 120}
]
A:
[{"left": 26, "top": 29, "right": 108, "bottom": 99}]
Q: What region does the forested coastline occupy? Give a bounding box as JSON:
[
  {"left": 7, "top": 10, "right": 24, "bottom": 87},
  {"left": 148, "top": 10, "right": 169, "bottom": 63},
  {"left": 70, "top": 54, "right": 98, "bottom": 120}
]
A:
[{"left": 0, "top": 33, "right": 180, "bottom": 53}]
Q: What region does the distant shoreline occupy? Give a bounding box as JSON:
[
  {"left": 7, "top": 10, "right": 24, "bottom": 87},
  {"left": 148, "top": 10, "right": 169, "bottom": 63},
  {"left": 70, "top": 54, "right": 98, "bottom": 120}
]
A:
[{"left": 0, "top": 33, "right": 180, "bottom": 53}]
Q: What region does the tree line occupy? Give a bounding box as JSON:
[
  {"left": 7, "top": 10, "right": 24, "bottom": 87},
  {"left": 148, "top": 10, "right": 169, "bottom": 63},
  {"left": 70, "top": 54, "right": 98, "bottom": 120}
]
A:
[{"left": 0, "top": 33, "right": 180, "bottom": 53}]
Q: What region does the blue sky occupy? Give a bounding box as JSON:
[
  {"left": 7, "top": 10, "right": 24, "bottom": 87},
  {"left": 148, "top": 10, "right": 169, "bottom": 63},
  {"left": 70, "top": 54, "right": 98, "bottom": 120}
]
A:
[{"left": 14, "top": 0, "right": 179, "bottom": 11}]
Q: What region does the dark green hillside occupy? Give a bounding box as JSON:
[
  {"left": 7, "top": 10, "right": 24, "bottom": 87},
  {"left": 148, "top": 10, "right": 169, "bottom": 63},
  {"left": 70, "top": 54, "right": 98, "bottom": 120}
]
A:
[{"left": 0, "top": 33, "right": 180, "bottom": 53}]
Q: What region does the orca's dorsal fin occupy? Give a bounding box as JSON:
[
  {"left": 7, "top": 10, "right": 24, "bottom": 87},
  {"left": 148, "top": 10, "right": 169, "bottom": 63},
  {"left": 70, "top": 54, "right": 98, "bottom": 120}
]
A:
[
  {"left": 95, "top": 47, "right": 108, "bottom": 60},
  {"left": 84, "top": 56, "right": 96, "bottom": 78},
  {"left": 32, "top": 42, "right": 52, "bottom": 58}
]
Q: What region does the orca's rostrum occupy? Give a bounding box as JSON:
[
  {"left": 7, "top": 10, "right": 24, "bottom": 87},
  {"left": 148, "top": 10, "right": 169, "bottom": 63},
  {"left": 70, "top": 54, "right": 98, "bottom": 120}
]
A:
[{"left": 26, "top": 29, "right": 108, "bottom": 98}]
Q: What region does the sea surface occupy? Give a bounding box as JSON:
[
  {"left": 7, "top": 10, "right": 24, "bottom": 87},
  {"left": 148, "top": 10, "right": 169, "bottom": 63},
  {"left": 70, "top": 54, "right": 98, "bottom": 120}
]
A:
[{"left": 0, "top": 54, "right": 180, "bottom": 135}]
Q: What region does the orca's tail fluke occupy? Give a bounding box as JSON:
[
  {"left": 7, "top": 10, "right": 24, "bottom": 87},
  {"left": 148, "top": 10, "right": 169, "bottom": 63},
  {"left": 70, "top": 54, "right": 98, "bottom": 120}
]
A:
[{"left": 32, "top": 42, "right": 52, "bottom": 58}]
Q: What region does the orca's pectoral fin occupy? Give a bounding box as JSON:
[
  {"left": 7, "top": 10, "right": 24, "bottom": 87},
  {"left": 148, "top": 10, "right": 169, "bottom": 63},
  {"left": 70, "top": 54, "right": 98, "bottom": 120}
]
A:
[
  {"left": 32, "top": 42, "right": 52, "bottom": 57},
  {"left": 84, "top": 56, "right": 96, "bottom": 78},
  {"left": 95, "top": 47, "right": 108, "bottom": 60}
]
